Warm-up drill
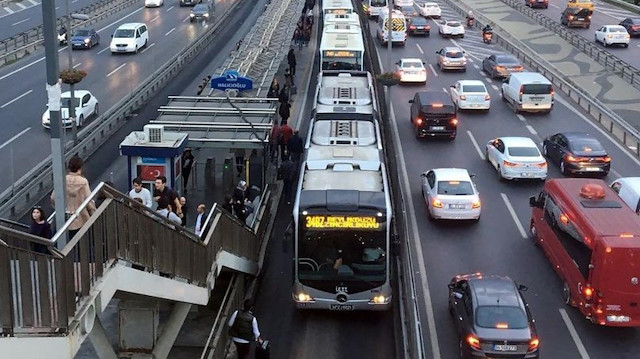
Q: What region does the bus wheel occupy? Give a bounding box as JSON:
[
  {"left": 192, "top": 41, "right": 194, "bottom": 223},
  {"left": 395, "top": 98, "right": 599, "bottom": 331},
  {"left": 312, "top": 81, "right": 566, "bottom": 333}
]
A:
[{"left": 563, "top": 282, "right": 575, "bottom": 307}]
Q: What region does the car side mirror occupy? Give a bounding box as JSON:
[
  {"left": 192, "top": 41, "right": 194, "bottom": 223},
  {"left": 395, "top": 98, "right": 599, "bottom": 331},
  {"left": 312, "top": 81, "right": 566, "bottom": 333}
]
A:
[
  {"left": 420, "top": 173, "right": 426, "bottom": 178},
  {"left": 502, "top": 78, "right": 508, "bottom": 83},
  {"left": 518, "top": 284, "right": 528, "bottom": 292},
  {"left": 469, "top": 173, "right": 477, "bottom": 178},
  {"left": 395, "top": 62, "right": 399, "bottom": 65},
  {"left": 111, "top": 34, "right": 114, "bottom": 38},
  {"left": 447, "top": 282, "right": 455, "bottom": 289},
  {"left": 529, "top": 196, "right": 540, "bottom": 208},
  {"left": 450, "top": 85, "right": 455, "bottom": 88},
  {"left": 408, "top": 99, "right": 413, "bottom": 103}
]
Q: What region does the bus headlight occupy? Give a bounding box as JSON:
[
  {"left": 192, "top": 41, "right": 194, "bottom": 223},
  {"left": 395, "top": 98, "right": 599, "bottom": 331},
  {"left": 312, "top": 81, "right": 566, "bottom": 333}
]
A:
[
  {"left": 371, "top": 295, "right": 388, "bottom": 304},
  {"left": 606, "top": 315, "right": 630, "bottom": 323},
  {"left": 297, "top": 293, "right": 313, "bottom": 302}
]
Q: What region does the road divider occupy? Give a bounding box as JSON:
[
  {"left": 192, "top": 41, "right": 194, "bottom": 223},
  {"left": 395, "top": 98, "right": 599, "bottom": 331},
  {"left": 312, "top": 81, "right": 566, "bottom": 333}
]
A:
[{"left": 0, "top": 0, "right": 245, "bottom": 220}]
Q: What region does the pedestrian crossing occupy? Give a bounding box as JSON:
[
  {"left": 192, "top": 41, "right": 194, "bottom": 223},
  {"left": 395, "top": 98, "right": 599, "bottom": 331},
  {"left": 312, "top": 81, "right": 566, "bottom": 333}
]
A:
[{"left": 0, "top": 0, "right": 41, "bottom": 19}]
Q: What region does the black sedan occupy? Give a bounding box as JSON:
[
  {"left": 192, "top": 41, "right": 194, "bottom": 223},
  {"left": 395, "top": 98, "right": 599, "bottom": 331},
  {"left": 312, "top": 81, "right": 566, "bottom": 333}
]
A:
[
  {"left": 190, "top": 3, "right": 212, "bottom": 22},
  {"left": 542, "top": 132, "right": 611, "bottom": 176},
  {"left": 407, "top": 16, "right": 430, "bottom": 36},
  {"left": 620, "top": 17, "right": 640, "bottom": 37},
  {"left": 449, "top": 273, "right": 539, "bottom": 359},
  {"left": 70, "top": 28, "right": 100, "bottom": 49},
  {"left": 482, "top": 53, "right": 523, "bottom": 78}
]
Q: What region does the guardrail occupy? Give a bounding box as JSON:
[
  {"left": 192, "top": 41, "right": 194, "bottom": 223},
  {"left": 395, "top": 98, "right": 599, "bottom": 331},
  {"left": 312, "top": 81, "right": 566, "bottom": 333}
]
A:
[
  {"left": 0, "top": 0, "right": 245, "bottom": 221},
  {"left": 0, "top": 0, "right": 141, "bottom": 65},
  {"left": 356, "top": 5, "right": 426, "bottom": 359},
  {"left": 498, "top": 0, "right": 640, "bottom": 89},
  {"left": 441, "top": 0, "right": 640, "bottom": 156}
]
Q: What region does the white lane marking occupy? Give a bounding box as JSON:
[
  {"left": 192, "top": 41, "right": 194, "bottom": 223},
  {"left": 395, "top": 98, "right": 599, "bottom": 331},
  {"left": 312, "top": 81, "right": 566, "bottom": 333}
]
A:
[
  {"left": 377, "top": 47, "right": 440, "bottom": 359},
  {"left": 483, "top": 77, "right": 491, "bottom": 84},
  {"left": 106, "top": 63, "right": 127, "bottom": 77},
  {"left": 473, "top": 64, "right": 479, "bottom": 69},
  {"left": 12, "top": 18, "right": 30, "bottom": 26},
  {"left": 555, "top": 96, "right": 640, "bottom": 169},
  {"left": 166, "top": 5, "right": 175, "bottom": 12},
  {"left": 516, "top": 114, "right": 526, "bottom": 122},
  {"left": 550, "top": 3, "right": 560, "bottom": 9},
  {"left": 428, "top": 63, "right": 438, "bottom": 77},
  {"left": 491, "top": 84, "right": 498, "bottom": 91},
  {"left": 4, "top": 7, "right": 14, "bottom": 14},
  {"left": 1, "top": 89, "right": 33, "bottom": 108},
  {"left": 165, "top": 27, "right": 176, "bottom": 36},
  {"left": 150, "top": 15, "right": 161, "bottom": 22},
  {"left": 15, "top": 2, "right": 26, "bottom": 10},
  {"left": 559, "top": 309, "right": 591, "bottom": 359},
  {"left": 467, "top": 58, "right": 474, "bottom": 63},
  {"left": 140, "top": 42, "right": 155, "bottom": 53},
  {"left": 442, "top": 87, "right": 447, "bottom": 93},
  {"left": 183, "top": 16, "right": 190, "bottom": 22},
  {"left": 610, "top": 168, "right": 622, "bottom": 180},
  {"left": 27, "top": 0, "right": 38, "bottom": 5},
  {"left": 526, "top": 125, "right": 537, "bottom": 135},
  {"left": 55, "top": 7, "right": 59, "bottom": 10},
  {"left": 97, "top": 46, "right": 110, "bottom": 54},
  {"left": 72, "top": 0, "right": 79, "bottom": 3},
  {"left": 500, "top": 193, "right": 527, "bottom": 239},
  {"left": 97, "top": 7, "right": 144, "bottom": 33},
  {"left": 0, "top": 127, "right": 31, "bottom": 150},
  {"left": 73, "top": 62, "right": 82, "bottom": 68},
  {"left": 480, "top": 71, "right": 487, "bottom": 77},
  {"left": 467, "top": 130, "right": 485, "bottom": 160},
  {"left": 416, "top": 43, "right": 424, "bottom": 54}
]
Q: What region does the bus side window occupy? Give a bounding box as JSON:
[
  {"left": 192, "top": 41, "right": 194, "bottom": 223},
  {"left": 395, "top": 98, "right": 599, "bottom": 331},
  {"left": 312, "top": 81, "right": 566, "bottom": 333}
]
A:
[{"left": 545, "top": 196, "right": 592, "bottom": 279}]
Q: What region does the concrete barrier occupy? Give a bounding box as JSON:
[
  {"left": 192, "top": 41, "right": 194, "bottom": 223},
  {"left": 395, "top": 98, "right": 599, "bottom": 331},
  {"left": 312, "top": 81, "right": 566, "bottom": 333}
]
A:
[{"left": 0, "top": 0, "right": 245, "bottom": 220}]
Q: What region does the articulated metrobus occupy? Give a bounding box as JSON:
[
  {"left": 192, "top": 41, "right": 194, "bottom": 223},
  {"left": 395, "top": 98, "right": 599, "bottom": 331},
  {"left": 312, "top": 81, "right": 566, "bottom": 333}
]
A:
[
  {"left": 324, "top": 13, "right": 361, "bottom": 28},
  {"left": 322, "top": 0, "right": 354, "bottom": 17},
  {"left": 319, "top": 32, "right": 365, "bottom": 71},
  {"left": 292, "top": 71, "right": 392, "bottom": 311}
]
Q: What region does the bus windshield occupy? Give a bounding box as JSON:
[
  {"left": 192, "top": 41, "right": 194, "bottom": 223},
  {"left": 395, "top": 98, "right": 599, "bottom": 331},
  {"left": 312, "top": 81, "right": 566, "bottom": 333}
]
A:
[
  {"left": 322, "top": 58, "right": 362, "bottom": 71},
  {"left": 297, "top": 227, "right": 387, "bottom": 290}
]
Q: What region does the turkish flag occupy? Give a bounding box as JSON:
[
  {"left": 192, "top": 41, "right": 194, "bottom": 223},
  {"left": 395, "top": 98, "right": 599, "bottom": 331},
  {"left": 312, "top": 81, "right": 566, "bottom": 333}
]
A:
[{"left": 138, "top": 165, "right": 165, "bottom": 181}]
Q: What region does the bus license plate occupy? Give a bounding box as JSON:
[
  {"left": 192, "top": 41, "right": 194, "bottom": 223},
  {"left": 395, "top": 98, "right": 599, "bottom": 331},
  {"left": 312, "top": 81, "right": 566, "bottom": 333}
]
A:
[
  {"left": 330, "top": 304, "right": 354, "bottom": 311},
  {"left": 430, "top": 126, "right": 445, "bottom": 131},
  {"left": 493, "top": 344, "right": 518, "bottom": 351}
]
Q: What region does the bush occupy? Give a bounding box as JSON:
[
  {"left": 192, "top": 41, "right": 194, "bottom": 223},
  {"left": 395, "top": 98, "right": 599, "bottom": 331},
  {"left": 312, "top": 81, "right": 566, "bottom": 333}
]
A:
[
  {"left": 376, "top": 71, "right": 401, "bottom": 86},
  {"left": 59, "top": 68, "right": 87, "bottom": 85}
]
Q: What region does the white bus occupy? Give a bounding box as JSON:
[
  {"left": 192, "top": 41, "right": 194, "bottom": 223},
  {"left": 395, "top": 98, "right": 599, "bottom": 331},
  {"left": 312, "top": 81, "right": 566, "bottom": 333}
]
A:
[
  {"left": 363, "top": 0, "right": 388, "bottom": 18},
  {"left": 324, "top": 13, "right": 361, "bottom": 28},
  {"left": 313, "top": 71, "right": 378, "bottom": 118},
  {"left": 322, "top": 0, "right": 354, "bottom": 18},
  {"left": 376, "top": 9, "right": 406, "bottom": 45},
  {"left": 320, "top": 31, "right": 365, "bottom": 71},
  {"left": 292, "top": 77, "right": 392, "bottom": 310}
]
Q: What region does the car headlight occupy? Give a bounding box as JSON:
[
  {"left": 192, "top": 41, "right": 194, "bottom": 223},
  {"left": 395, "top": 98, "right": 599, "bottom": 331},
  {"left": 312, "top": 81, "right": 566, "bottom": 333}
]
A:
[
  {"left": 297, "top": 292, "right": 314, "bottom": 302},
  {"left": 84, "top": 38, "right": 90, "bottom": 44},
  {"left": 370, "top": 295, "right": 389, "bottom": 304},
  {"left": 204, "top": 13, "right": 209, "bottom": 17},
  {"left": 190, "top": 13, "right": 195, "bottom": 17}
]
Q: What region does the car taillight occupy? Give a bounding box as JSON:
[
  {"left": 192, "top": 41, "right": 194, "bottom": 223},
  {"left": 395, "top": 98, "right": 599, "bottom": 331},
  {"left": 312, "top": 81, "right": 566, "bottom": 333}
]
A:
[
  {"left": 503, "top": 160, "right": 518, "bottom": 167},
  {"left": 519, "top": 86, "right": 523, "bottom": 101},
  {"left": 602, "top": 156, "right": 611, "bottom": 162},
  {"left": 568, "top": 15, "right": 574, "bottom": 20},
  {"left": 495, "top": 65, "right": 505, "bottom": 71},
  {"left": 528, "top": 338, "right": 540, "bottom": 351},
  {"left": 484, "top": 94, "right": 491, "bottom": 101},
  {"left": 472, "top": 200, "right": 481, "bottom": 209},
  {"left": 584, "top": 286, "right": 594, "bottom": 300},
  {"left": 450, "top": 118, "right": 458, "bottom": 125},
  {"left": 536, "top": 162, "right": 547, "bottom": 168},
  {"left": 565, "top": 154, "right": 586, "bottom": 162},
  {"left": 514, "top": 66, "right": 524, "bottom": 71},
  {"left": 466, "top": 335, "right": 481, "bottom": 350},
  {"left": 459, "top": 95, "right": 467, "bottom": 100},
  {"left": 432, "top": 198, "right": 443, "bottom": 208},
  {"left": 415, "top": 118, "right": 423, "bottom": 126},
  {"left": 410, "top": 25, "right": 416, "bottom": 29},
  {"left": 633, "top": 25, "right": 640, "bottom": 30}
]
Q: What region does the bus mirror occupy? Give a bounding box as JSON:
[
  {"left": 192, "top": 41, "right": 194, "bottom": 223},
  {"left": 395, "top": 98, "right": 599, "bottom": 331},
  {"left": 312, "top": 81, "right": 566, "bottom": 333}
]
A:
[{"left": 518, "top": 284, "right": 528, "bottom": 292}]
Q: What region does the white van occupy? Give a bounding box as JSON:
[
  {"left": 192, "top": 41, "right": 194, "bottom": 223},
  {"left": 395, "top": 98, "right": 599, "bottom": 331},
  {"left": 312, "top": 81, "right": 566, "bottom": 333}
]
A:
[
  {"left": 364, "top": 0, "right": 387, "bottom": 18},
  {"left": 501, "top": 72, "right": 554, "bottom": 114},
  {"left": 377, "top": 9, "right": 406, "bottom": 45},
  {"left": 611, "top": 177, "right": 640, "bottom": 214},
  {"left": 110, "top": 23, "right": 149, "bottom": 54},
  {"left": 393, "top": 0, "right": 413, "bottom": 7}
]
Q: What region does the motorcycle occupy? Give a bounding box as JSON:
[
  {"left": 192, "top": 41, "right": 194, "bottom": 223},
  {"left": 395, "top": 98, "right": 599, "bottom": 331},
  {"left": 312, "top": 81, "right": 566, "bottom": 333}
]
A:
[
  {"left": 58, "top": 27, "right": 67, "bottom": 46},
  {"left": 483, "top": 30, "right": 493, "bottom": 44},
  {"left": 466, "top": 17, "right": 474, "bottom": 28}
]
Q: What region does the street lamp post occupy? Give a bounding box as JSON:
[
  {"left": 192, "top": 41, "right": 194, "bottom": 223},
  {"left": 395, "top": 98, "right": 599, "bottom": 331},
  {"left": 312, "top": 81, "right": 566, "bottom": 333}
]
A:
[
  {"left": 42, "top": 0, "right": 67, "bottom": 246},
  {"left": 386, "top": 0, "right": 393, "bottom": 120},
  {"left": 64, "top": 0, "right": 89, "bottom": 145}
]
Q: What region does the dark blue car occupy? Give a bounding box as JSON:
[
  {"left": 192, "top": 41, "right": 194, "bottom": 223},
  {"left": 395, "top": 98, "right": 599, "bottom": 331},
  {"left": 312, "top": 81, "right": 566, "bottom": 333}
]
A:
[{"left": 71, "top": 28, "right": 100, "bottom": 49}]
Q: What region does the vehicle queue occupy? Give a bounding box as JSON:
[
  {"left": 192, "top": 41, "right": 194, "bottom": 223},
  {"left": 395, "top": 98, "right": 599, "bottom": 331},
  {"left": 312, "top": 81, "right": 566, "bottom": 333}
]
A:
[{"left": 321, "top": 0, "right": 640, "bottom": 358}]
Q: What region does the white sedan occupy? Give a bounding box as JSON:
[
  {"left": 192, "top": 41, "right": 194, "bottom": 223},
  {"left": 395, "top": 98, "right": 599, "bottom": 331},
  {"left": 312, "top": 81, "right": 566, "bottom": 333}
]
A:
[
  {"left": 420, "top": 168, "right": 481, "bottom": 221},
  {"left": 42, "top": 90, "right": 99, "bottom": 129},
  {"left": 145, "top": 0, "right": 164, "bottom": 7},
  {"left": 595, "top": 25, "right": 630, "bottom": 47},
  {"left": 437, "top": 20, "right": 465, "bottom": 37},
  {"left": 449, "top": 80, "right": 490, "bottom": 111},
  {"left": 418, "top": 2, "right": 441, "bottom": 18},
  {"left": 485, "top": 137, "right": 547, "bottom": 181},
  {"left": 396, "top": 58, "right": 427, "bottom": 84}
]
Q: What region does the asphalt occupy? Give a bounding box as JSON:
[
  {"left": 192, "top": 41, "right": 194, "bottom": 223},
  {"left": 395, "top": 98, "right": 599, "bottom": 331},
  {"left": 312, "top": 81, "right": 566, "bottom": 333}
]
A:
[
  {"left": 372, "top": 1, "right": 640, "bottom": 358},
  {"left": 0, "top": 0, "right": 234, "bottom": 200}
]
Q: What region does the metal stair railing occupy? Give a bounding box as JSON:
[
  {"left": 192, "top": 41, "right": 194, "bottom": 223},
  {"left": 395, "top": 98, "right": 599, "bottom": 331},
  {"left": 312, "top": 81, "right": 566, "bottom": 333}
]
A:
[{"left": 0, "top": 182, "right": 276, "bottom": 337}]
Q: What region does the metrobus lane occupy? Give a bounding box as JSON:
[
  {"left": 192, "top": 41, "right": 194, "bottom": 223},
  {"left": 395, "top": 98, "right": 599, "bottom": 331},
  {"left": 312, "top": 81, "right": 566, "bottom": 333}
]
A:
[{"left": 367, "top": 17, "right": 640, "bottom": 358}]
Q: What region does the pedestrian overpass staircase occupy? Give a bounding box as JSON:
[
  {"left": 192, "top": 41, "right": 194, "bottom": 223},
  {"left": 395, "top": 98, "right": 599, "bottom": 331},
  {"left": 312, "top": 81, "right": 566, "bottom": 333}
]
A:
[{"left": 0, "top": 182, "right": 276, "bottom": 358}]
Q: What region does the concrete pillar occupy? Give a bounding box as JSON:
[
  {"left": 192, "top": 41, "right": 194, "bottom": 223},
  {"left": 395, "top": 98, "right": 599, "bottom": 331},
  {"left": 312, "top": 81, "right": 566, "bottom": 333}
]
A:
[
  {"left": 118, "top": 300, "right": 159, "bottom": 358},
  {"left": 88, "top": 315, "right": 118, "bottom": 359},
  {"left": 152, "top": 303, "right": 192, "bottom": 359}
]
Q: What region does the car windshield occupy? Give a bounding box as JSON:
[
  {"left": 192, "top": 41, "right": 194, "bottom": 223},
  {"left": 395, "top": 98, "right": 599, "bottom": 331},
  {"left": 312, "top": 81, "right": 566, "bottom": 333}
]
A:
[
  {"left": 462, "top": 85, "right": 486, "bottom": 93},
  {"left": 476, "top": 306, "right": 529, "bottom": 329},
  {"left": 446, "top": 51, "right": 464, "bottom": 58},
  {"left": 60, "top": 97, "right": 80, "bottom": 108},
  {"left": 447, "top": 21, "right": 461, "bottom": 27},
  {"left": 371, "top": 0, "right": 386, "bottom": 5},
  {"left": 437, "top": 181, "right": 474, "bottom": 195},
  {"left": 194, "top": 4, "right": 207, "bottom": 10},
  {"left": 629, "top": 18, "right": 640, "bottom": 24},
  {"left": 508, "top": 146, "right": 539, "bottom": 157},
  {"left": 73, "top": 30, "right": 91, "bottom": 36},
  {"left": 496, "top": 55, "right": 519, "bottom": 64},
  {"left": 114, "top": 29, "right": 134, "bottom": 38},
  {"left": 403, "top": 61, "right": 423, "bottom": 68},
  {"left": 401, "top": 6, "right": 414, "bottom": 12},
  {"left": 570, "top": 138, "right": 604, "bottom": 152},
  {"left": 425, "top": 4, "right": 438, "bottom": 8}
]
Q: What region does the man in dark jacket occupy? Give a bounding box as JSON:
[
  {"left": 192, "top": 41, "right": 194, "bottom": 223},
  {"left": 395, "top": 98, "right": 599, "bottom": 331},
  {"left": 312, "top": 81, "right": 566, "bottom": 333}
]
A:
[
  {"left": 287, "top": 130, "right": 304, "bottom": 163},
  {"left": 287, "top": 49, "right": 297, "bottom": 76},
  {"left": 228, "top": 299, "right": 262, "bottom": 359},
  {"left": 278, "top": 154, "right": 298, "bottom": 205}
]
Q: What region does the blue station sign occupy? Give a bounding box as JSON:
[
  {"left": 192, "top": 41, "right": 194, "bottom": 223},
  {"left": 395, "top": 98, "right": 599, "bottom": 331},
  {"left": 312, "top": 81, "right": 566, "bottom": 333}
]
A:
[{"left": 210, "top": 70, "right": 253, "bottom": 91}]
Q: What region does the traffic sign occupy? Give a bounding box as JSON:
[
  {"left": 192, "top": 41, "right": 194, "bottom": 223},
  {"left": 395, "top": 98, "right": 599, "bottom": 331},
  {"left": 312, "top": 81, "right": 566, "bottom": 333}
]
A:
[{"left": 210, "top": 70, "right": 253, "bottom": 91}]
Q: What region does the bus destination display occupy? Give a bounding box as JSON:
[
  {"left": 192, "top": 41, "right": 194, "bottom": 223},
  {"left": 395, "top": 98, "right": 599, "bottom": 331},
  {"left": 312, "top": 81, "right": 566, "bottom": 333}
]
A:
[
  {"left": 305, "top": 215, "right": 380, "bottom": 229},
  {"left": 323, "top": 50, "right": 357, "bottom": 58}
]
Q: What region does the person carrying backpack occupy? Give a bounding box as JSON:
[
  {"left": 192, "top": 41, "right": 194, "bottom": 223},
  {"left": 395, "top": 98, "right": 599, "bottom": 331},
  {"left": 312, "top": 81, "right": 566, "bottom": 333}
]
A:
[{"left": 228, "top": 299, "right": 263, "bottom": 359}]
